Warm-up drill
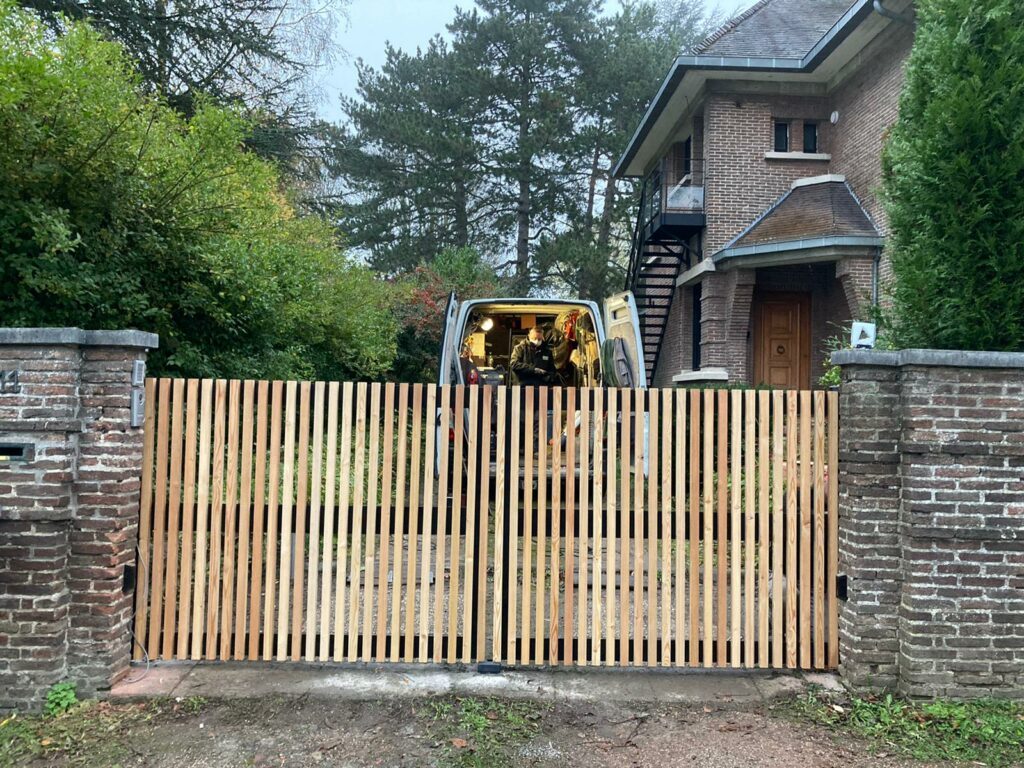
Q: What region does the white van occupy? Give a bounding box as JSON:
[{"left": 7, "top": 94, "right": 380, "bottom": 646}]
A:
[{"left": 437, "top": 291, "right": 647, "bottom": 389}]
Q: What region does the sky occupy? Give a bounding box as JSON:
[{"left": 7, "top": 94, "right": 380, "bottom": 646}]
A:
[{"left": 316, "top": 0, "right": 751, "bottom": 122}]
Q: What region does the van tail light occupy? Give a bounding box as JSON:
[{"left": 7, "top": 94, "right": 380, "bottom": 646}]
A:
[
  {"left": 468, "top": 368, "right": 479, "bottom": 385},
  {"left": 449, "top": 427, "right": 456, "bottom": 442}
]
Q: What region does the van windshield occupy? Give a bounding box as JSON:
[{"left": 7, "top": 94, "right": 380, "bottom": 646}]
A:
[{"left": 456, "top": 303, "right": 602, "bottom": 388}]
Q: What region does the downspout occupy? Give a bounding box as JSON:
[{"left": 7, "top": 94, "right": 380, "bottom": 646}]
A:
[
  {"left": 872, "top": 246, "right": 881, "bottom": 307},
  {"left": 872, "top": 0, "right": 914, "bottom": 25}
]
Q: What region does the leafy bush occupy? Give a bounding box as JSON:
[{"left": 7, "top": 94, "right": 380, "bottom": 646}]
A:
[
  {"left": 0, "top": 2, "right": 398, "bottom": 381},
  {"left": 882, "top": 0, "right": 1024, "bottom": 351},
  {"left": 43, "top": 682, "right": 77, "bottom": 718}
]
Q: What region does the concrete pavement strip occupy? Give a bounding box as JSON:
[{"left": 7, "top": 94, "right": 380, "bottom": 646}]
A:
[{"left": 110, "top": 662, "right": 837, "bottom": 705}]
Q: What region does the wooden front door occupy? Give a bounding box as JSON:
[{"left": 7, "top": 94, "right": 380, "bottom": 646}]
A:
[{"left": 752, "top": 292, "right": 811, "bottom": 389}]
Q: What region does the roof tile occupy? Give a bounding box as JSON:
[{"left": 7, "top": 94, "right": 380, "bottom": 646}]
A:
[{"left": 694, "top": 0, "right": 857, "bottom": 59}]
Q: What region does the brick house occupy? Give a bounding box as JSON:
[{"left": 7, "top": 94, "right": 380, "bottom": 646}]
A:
[{"left": 615, "top": 0, "right": 915, "bottom": 387}]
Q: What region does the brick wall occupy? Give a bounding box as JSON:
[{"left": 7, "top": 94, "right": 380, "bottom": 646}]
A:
[
  {"left": 834, "top": 349, "right": 1024, "bottom": 698},
  {"left": 830, "top": 20, "right": 914, "bottom": 287},
  {"left": 0, "top": 329, "right": 156, "bottom": 711}
]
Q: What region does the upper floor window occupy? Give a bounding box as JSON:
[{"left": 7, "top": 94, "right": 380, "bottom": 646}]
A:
[
  {"left": 803, "top": 121, "right": 819, "bottom": 153},
  {"left": 774, "top": 121, "right": 790, "bottom": 152}
]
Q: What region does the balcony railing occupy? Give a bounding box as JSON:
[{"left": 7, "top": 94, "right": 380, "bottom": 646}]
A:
[{"left": 643, "top": 157, "right": 705, "bottom": 224}]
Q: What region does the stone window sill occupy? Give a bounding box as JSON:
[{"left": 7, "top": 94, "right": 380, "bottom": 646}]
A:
[{"left": 765, "top": 151, "right": 832, "bottom": 161}]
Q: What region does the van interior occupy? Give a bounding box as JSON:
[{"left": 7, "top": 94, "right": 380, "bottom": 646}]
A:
[{"left": 454, "top": 303, "right": 603, "bottom": 388}]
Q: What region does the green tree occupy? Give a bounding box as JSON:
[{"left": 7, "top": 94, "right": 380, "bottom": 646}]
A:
[
  {"left": 19, "top": 0, "right": 345, "bottom": 191},
  {"left": 0, "top": 2, "right": 397, "bottom": 380},
  {"left": 882, "top": 0, "right": 1024, "bottom": 350}
]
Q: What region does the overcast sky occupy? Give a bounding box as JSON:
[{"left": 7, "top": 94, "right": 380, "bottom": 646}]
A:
[{"left": 317, "top": 0, "right": 751, "bottom": 121}]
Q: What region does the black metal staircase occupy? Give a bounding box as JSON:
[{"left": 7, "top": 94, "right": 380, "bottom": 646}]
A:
[{"left": 625, "top": 163, "right": 705, "bottom": 382}]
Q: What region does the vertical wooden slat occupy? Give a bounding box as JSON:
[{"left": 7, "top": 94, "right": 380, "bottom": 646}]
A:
[
  {"left": 403, "top": 384, "right": 421, "bottom": 662},
  {"left": 591, "top": 388, "right": 604, "bottom": 667},
  {"left": 772, "top": 390, "right": 784, "bottom": 669},
  {"left": 647, "top": 389, "right": 659, "bottom": 666},
  {"left": 261, "top": 381, "right": 284, "bottom": 660},
  {"left": 391, "top": 384, "right": 410, "bottom": 663},
  {"left": 319, "top": 383, "right": 339, "bottom": 661},
  {"left": 246, "top": 380, "right": 269, "bottom": 660},
  {"left": 447, "top": 386, "right": 465, "bottom": 663},
  {"left": 799, "top": 390, "right": 812, "bottom": 669},
  {"left": 334, "top": 382, "right": 354, "bottom": 661},
  {"left": 147, "top": 379, "right": 170, "bottom": 657},
  {"left": 507, "top": 387, "right": 521, "bottom": 664},
  {"left": 275, "top": 381, "right": 297, "bottom": 661},
  {"left": 232, "top": 381, "right": 255, "bottom": 660},
  {"left": 660, "top": 389, "right": 672, "bottom": 667},
  {"left": 785, "top": 390, "right": 798, "bottom": 668},
  {"left": 417, "top": 385, "right": 435, "bottom": 662},
  {"left": 491, "top": 387, "right": 507, "bottom": 662},
  {"left": 191, "top": 379, "right": 214, "bottom": 659},
  {"left": 362, "top": 383, "right": 382, "bottom": 662},
  {"left": 432, "top": 385, "right": 450, "bottom": 664},
  {"left": 717, "top": 390, "right": 728, "bottom": 667},
  {"left": 329, "top": 382, "right": 350, "bottom": 663},
  {"left": 702, "top": 390, "right": 714, "bottom": 669},
  {"left": 758, "top": 390, "right": 770, "bottom": 669},
  {"left": 813, "top": 391, "right": 826, "bottom": 669},
  {"left": 632, "top": 389, "right": 644, "bottom": 666},
  {"left": 827, "top": 390, "right": 840, "bottom": 669},
  {"left": 133, "top": 378, "right": 156, "bottom": 660},
  {"left": 476, "top": 386, "right": 493, "bottom": 661},
  {"left": 577, "top": 389, "right": 589, "bottom": 666},
  {"left": 178, "top": 380, "right": 201, "bottom": 659},
  {"left": 549, "top": 388, "right": 561, "bottom": 666},
  {"left": 535, "top": 387, "right": 547, "bottom": 666},
  {"left": 289, "top": 382, "right": 310, "bottom": 662},
  {"left": 744, "top": 390, "right": 756, "bottom": 668},
  {"left": 730, "top": 389, "right": 742, "bottom": 668},
  {"left": 564, "top": 387, "right": 576, "bottom": 667},
  {"left": 306, "top": 382, "right": 326, "bottom": 660},
  {"left": 674, "top": 391, "right": 686, "bottom": 667},
  {"left": 462, "top": 386, "right": 480, "bottom": 664},
  {"left": 347, "top": 382, "right": 368, "bottom": 662},
  {"left": 205, "top": 381, "right": 227, "bottom": 659},
  {"left": 163, "top": 378, "right": 185, "bottom": 660},
  {"left": 689, "top": 390, "right": 700, "bottom": 667},
  {"left": 219, "top": 379, "right": 241, "bottom": 660},
  {"left": 619, "top": 388, "right": 630, "bottom": 665},
  {"left": 521, "top": 388, "right": 533, "bottom": 666},
  {"left": 604, "top": 388, "right": 616, "bottom": 667},
  {"left": 375, "top": 383, "right": 396, "bottom": 662}
]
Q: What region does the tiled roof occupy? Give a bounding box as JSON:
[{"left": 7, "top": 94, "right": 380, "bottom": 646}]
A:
[
  {"left": 693, "top": 0, "right": 857, "bottom": 58},
  {"left": 726, "top": 179, "right": 880, "bottom": 249}
]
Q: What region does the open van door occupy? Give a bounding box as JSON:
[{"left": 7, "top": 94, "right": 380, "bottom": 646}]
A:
[
  {"left": 602, "top": 290, "right": 647, "bottom": 389},
  {"left": 437, "top": 291, "right": 460, "bottom": 386}
]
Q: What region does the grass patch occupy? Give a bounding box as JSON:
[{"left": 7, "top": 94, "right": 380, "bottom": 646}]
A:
[
  {"left": 420, "top": 696, "right": 547, "bottom": 768},
  {"left": 782, "top": 690, "right": 1024, "bottom": 767},
  {"left": 0, "top": 697, "right": 205, "bottom": 768}
]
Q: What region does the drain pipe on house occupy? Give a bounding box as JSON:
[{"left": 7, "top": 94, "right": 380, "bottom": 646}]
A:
[{"left": 872, "top": 246, "right": 881, "bottom": 307}]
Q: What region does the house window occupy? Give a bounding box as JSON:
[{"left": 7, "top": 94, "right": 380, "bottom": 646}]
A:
[
  {"left": 773, "top": 121, "right": 790, "bottom": 152},
  {"left": 803, "top": 121, "right": 819, "bottom": 153}
]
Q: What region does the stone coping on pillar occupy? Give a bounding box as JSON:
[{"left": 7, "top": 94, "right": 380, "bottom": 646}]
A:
[
  {"left": 0, "top": 327, "right": 159, "bottom": 349},
  {"left": 832, "top": 348, "right": 1024, "bottom": 369}
]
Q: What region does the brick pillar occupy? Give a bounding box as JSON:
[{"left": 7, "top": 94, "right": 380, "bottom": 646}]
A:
[
  {"left": 833, "top": 349, "right": 1024, "bottom": 699},
  {"left": 835, "top": 353, "right": 902, "bottom": 690},
  {"left": 0, "top": 329, "right": 157, "bottom": 711}
]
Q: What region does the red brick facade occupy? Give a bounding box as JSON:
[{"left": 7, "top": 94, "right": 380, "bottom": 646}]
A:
[{"left": 646, "top": 12, "right": 914, "bottom": 387}]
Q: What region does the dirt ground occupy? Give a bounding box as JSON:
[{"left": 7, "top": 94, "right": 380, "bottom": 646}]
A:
[{"left": 8, "top": 694, "right": 961, "bottom": 768}]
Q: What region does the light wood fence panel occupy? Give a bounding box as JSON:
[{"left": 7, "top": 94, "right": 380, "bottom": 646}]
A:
[{"left": 136, "top": 380, "right": 839, "bottom": 670}]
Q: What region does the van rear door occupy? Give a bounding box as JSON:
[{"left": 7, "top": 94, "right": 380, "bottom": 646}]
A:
[
  {"left": 437, "top": 291, "right": 460, "bottom": 385},
  {"left": 602, "top": 291, "right": 648, "bottom": 389}
]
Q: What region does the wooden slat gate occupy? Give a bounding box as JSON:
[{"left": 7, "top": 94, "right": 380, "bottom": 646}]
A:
[{"left": 134, "top": 380, "right": 839, "bottom": 669}]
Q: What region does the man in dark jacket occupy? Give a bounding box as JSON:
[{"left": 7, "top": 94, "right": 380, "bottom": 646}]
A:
[{"left": 510, "top": 326, "right": 557, "bottom": 386}]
